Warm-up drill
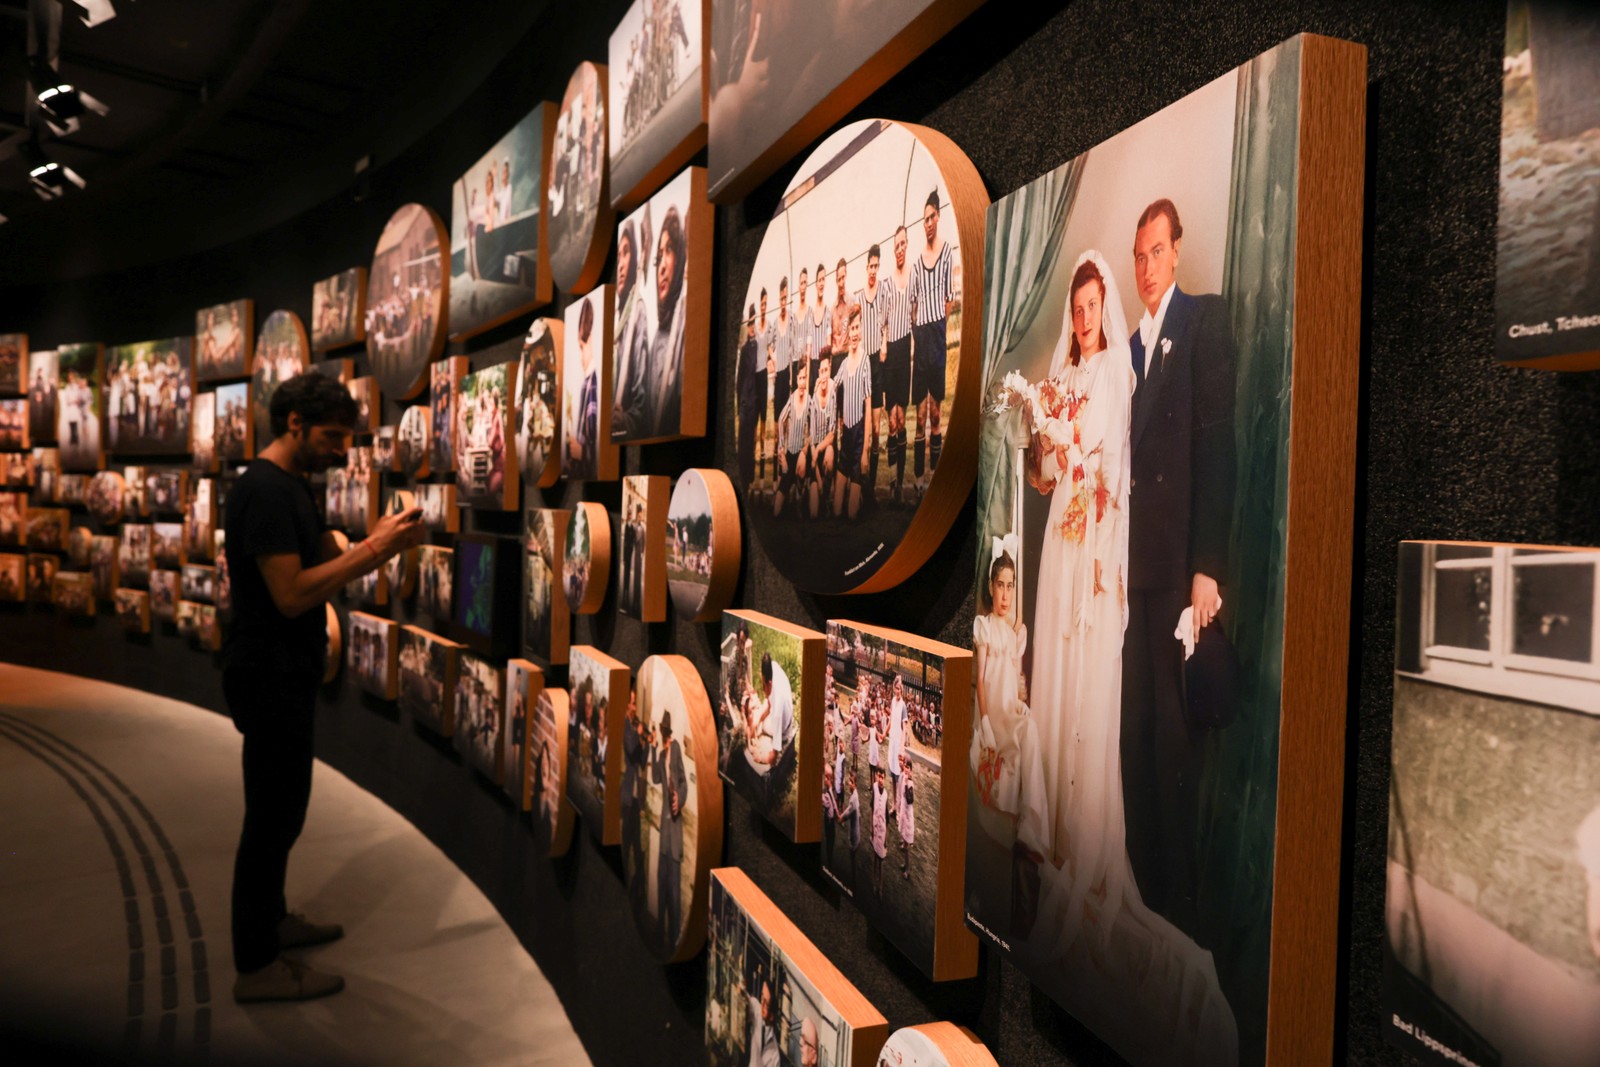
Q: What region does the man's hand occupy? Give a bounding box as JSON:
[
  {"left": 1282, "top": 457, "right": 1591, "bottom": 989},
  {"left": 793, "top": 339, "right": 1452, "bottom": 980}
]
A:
[
  {"left": 370, "top": 506, "right": 426, "bottom": 559},
  {"left": 1191, "top": 572, "right": 1221, "bottom": 630}
]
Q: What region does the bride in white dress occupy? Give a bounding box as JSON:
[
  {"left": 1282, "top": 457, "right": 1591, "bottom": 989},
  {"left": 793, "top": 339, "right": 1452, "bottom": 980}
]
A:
[{"left": 1025, "top": 249, "right": 1237, "bottom": 1066}]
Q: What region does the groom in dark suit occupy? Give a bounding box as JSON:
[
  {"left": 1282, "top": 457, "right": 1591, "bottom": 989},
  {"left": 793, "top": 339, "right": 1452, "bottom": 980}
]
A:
[{"left": 1121, "top": 199, "right": 1235, "bottom": 942}]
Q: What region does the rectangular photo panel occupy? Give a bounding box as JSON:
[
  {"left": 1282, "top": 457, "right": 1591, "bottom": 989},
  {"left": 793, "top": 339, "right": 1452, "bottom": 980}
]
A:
[
  {"left": 26, "top": 552, "right": 57, "bottom": 603},
  {"left": 707, "top": 867, "right": 888, "bottom": 1067},
  {"left": 560, "top": 287, "right": 619, "bottom": 481},
  {"left": 504, "top": 659, "right": 544, "bottom": 809},
  {"left": 191, "top": 392, "right": 218, "bottom": 473},
  {"left": 174, "top": 598, "right": 200, "bottom": 637},
  {"left": 0, "top": 333, "right": 25, "bottom": 395},
  {"left": 195, "top": 299, "right": 254, "bottom": 382},
  {"left": 966, "top": 34, "right": 1365, "bottom": 1067},
  {"left": 347, "top": 610, "right": 399, "bottom": 700},
  {"left": 521, "top": 506, "right": 570, "bottom": 666},
  {"left": 454, "top": 652, "right": 506, "bottom": 784},
  {"left": 3, "top": 450, "right": 32, "bottom": 489},
  {"left": 27, "top": 350, "right": 57, "bottom": 444},
  {"left": 347, "top": 376, "right": 380, "bottom": 435},
  {"left": 55, "top": 343, "right": 104, "bottom": 472},
  {"left": 57, "top": 474, "right": 87, "bottom": 509},
  {"left": 415, "top": 482, "right": 460, "bottom": 534},
  {"left": 104, "top": 338, "right": 194, "bottom": 456},
  {"left": 418, "top": 543, "right": 454, "bottom": 623},
  {"left": 610, "top": 167, "right": 711, "bottom": 444},
  {"left": 123, "top": 466, "right": 147, "bottom": 517},
  {"left": 52, "top": 571, "right": 95, "bottom": 617},
  {"left": 149, "top": 570, "right": 178, "bottom": 621},
  {"left": 718, "top": 609, "right": 824, "bottom": 843},
  {"left": 182, "top": 479, "right": 216, "bottom": 562},
  {"left": 608, "top": 0, "right": 707, "bottom": 209},
  {"left": 1384, "top": 541, "right": 1600, "bottom": 1067},
  {"left": 118, "top": 523, "right": 151, "bottom": 587},
  {"left": 180, "top": 563, "right": 216, "bottom": 604},
  {"left": 450, "top": 532, "right": 517, "bottom": 659},
  {"left": 0, "top": 491, "right": 25, "bottom": 548},
  {"left": 89, "top": 535, "right": 119, "bottom": 600},
  {"left": 312, "top": 268, "right": 368, "bottom": 352},
  {"left": 429, "top": 356, "right": 470, "bottom": 476},
  {"left": 214, "top": 381, "right": 252, "bottom": 463},
  {"left": 449, "top": 102, "right": 556, "bottom": 339},
  {"left": 26, "top": 506, "right": 68, "bottom": 554},
  {"left": 147, "top": 470, "right": 189, "bottom": 515},
  {"left": 0, "top": 398, "right": 28, "bottom": 451},
  {"left": 618, "top": 473, "right": 667, "bottom": 622},
  {"left": 151, "top": 521, "right": 184, "bottom": 570},
  {"left": 567, "top": 644, "right": 631, "bottom": 846},
  {"left": 113, "top": 588, "right": 150, "bottom": 633},
  {"left": 398, "top": 624, "right": 462, "bottom": 736},
  {"left": 454, "top": 359, "right": 520, "bottom": 510},
  {"left": 0, "top": 553, "right": 23, "bottom": 601},
  {"left": 198, "top": 604, "right": 222, "bottom": 652}
]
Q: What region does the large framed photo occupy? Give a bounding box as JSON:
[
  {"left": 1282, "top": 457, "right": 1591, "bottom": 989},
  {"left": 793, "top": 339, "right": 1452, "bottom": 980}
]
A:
[
  {"left": 312, "top": 267, "right": 367, "bottom": 352},
  {"left": 548, "top": 62, "right": 614, "bottom": 295},
  {"left": 1385, "top": 541, "right": 1600, "bottom": 1067},
  {"left": 718, "top": 609, "right": 823, "bottom": 843},
  {"left": 347, "top": 610, "right": 399, "bottom": 700},
  {"left": 56, "top": 343, "right": 105, "bottom": 472},
  {"left": 824, "top": 619, "right": 975, "bottom": 980},
  {"left": 252, "top": 310, "right": 310, "bottom": 448},
  {"left": 454, "top": 653, "right": 506, "bottom": 784},
  {"left": 734, "top": 119, "right": 986, "bottom": 595},
  {"left": 398, "top": 624, "right": 463, "bottom": 736},
  {"left": 705, "top": 0, "right": 982, "bottom": 202},
  {"left": 611, "top": 167, "right": 711, "bottom": 444},
  {"left": 104, "top": 338, "right": 193, "bottom": 456},
  {"left": 567, "top": 644, "right": 631, "bottom": 846},
  {"left": 618, "top": 474, "right": 667, "bottom": 622},
  {"left": 449, "top": 103, "right": 556, "bottom": 340},
  {"left": 366, "top": 203, "right": 449, "bottom": 400},
  {"left": 608, "top": 0, "right": 707, "bottom": 211},
  {"left": 195, "top": 299, "right": 253, "bottom": 382},
  {"left": 965, "top": 35, "right": 1365, "bottom": 1067},
  {"left": 453, "top": 359, "right": 519, "bottom": 510},
  {"left": 521, "top": 506, "right": 570, "bottom": 666},
  {"left": 515, "top": 317, "right": 563, "bottom": 489},
  {"left": 706, "top": 867, "right": 888, "bottom": 1067},
  {"left": 561, "top": 288, "right": 619, "bottom": 481},
  {"left": 1495, "top": 1, "right": 1600, "bottom": 370}
]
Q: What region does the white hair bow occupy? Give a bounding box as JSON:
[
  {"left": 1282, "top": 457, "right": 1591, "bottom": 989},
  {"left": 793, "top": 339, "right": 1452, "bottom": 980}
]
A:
[{"left": 990, "top": 532, "right": 1019, "bottom": 563}]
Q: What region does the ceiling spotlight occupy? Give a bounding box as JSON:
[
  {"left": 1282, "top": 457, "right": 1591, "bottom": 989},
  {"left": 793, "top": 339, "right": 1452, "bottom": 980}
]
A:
[
  {"left": 65, "top": 1, "right": 122, "bottom": 28},
  {"left": 29, "top": 63, "right": 109, "bottom": 137},
  {"left": 21, "top": 142, "right": 86, "bottom": 200}
]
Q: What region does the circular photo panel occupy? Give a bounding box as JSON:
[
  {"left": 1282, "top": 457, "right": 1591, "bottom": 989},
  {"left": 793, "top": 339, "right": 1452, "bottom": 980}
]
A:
[
  {"left": 366, "top": 203, "right": 449, "bottom": 400},
  {"left": 515, "top": 317, "right": 563, "bottom": 488},
  {"left": 251, "top": 310, "right": 310, "bottom": 447},
  {"left": 548, "top": 61, "right": 614, "bottom": 294},
  {"left": 529, "top": 686, "right": 574, "bottom": 858},
  {"left": 323, "top": 603, "right": 342, "bottom": 685},
  {"left": 382, "top": 489, "right": 419, "bottom": 599},
  {"left": 87, "top": 470, "right": 127, "bottom": 526},
  {"left": 878, "top": 1023, "right": 999, "bottom": 1067},
  {"left": 666, "top": 468, "right": 740, "bottom": 621},
  {"left": 563, "top": 500, "right": 611, "bottom": 614},
  {"left": 734, "top": 118, "right": 986, "bottom": 594},
  {"left": 397, "top": 404, "right": 431, "bottom": 480},
  {"left": 67, "top": 525, "right": 93, "bottom": 568},
  {"left": 623, "top": 654, "right": 722, "bottom": 963}
]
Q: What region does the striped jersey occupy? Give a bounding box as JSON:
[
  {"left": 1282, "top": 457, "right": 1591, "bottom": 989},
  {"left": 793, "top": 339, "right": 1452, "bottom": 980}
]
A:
[
  {"left": 880, "top": 273, "right": 912, "bottom": 343},
  {"left": 768, "top": 315, "right": 796, "bottom": 372},
  {"left": 911, "top": 242, "right": 954, "bottom": 327},
  {"left": 854, "top": 286, "right": 885, "bottom": 357},
  {"left": 836, "top": 353, "right": 872, "bottom": 429},
  {"left": 777, "top": 389, "right": 809, "bottom": 453},
  {"left": 808, "top": 384, "right": 838, "bottom": 446}
]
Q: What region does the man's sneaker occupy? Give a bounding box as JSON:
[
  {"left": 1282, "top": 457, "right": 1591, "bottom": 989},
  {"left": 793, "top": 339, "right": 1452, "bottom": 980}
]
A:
[
  {"left": 233, "top": 955, "right": 344, "bottom": 1003},
  {"left": 278, "top": 911, "right": 344, "bottom": 950}
]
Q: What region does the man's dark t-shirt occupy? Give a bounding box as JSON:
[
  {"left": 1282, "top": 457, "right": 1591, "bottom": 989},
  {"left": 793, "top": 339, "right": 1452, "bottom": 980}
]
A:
[{"left": 223, "top": 459, "right": 326, "bottom": 678}]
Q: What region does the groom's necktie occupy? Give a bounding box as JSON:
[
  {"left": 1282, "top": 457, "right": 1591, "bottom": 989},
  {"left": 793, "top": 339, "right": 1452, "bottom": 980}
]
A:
[{"left": 1132, "top": 335, "right": 1146, "bottom": 383}]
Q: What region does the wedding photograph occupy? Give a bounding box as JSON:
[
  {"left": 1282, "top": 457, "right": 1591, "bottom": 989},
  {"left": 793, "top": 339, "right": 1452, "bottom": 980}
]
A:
[
  {"left": 455, "top": 652, "right": 505, "bottom": 784},
  {"left": 515, "top": 317, "right": 561, "bottom": 488},
  {"left": 251, "top": 311, "right": 308, "bottom": 447},
  {"left": 561, "top": 288, "right": 618, "bottom": 481},
  {"left": 567, "top": 644, "right": 629, "bottom": 845},
  {"left": 347, "top": 610, "right": 399, "bottom": 700},
  {"left": 548, "top": 62, "right": 611, "bottom": 292},
  {"left": 608, "top": 0, "right": 704, "bottom": 207},
  {"left": 521, "top": 506, "right": 569, "bottom": 666},
  {"left": 366, "top": 203, "right": 447, "bottom": 400},
  {"left": 104, "top": 338, "right": 193, "bottom": 456},
  {"left": 563, "top": 500, "right": 609, "bottom": 615},
  {"left": 454, "top": 360, "right": 518, "bottom": 510},
  {"left": 195, "top": 299, "right": 252, "bottom": 382},
  {"left": 312, "top": 267, "right": 366, "bottom": 351},
  {"left": 530, "top": 685, "right": 575, "bottom": 858},
  {"left": 27, "top": 350, "right": 57, "bottom": 444},
  {"left": 450, "top": 104, "right": 553, "bottom": 339},
  {"left": 399, "top": 624, "right": 462, "bottom": 736},
  {"left": 56, "top": 343, "right": 104, "bottom": 472},
  {"left": 419, "top": 543, "right": 453, "bottom": 622}
]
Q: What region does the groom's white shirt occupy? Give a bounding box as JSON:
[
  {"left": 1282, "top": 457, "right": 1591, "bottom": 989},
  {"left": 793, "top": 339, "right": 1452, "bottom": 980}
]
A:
[{"left": 1137, "top": 281, "right": 1177, "bottom": 365}]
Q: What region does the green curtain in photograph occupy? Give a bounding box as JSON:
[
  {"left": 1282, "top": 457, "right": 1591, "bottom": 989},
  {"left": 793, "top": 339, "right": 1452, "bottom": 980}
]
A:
[{"left": 1197, "top": 38, "right": 1302, "bottom": 1063}]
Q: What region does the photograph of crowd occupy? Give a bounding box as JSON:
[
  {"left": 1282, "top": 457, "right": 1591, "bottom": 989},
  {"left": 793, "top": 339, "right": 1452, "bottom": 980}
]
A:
[
  {"left": 397, "top": 404, "right": 430, "bottom": 480},
  {"left": 608, "top": 0, "right": 703, "bottom": 206},
  {"left": 0, "top": 334, "right": 24, "bottom": 395},
  {"left": 52, "top": 571, "right": 95, "bottom": 617},
  {"left": 430, "top": 357, "right": 469, "bottom": 476},
  {"left": 191, "top": 392, "right": 217, "bottom": 473},
  {"left": 104, "top": 338, "right": 192, "bottom": 456},
  {"left": 454, "top": 361, "right": 517, "bottom": 510},
  {"left": 56, "top": 343, "right": 104, "bottom": 472},
  {"left": 113, "top": 588, "right": 149, "bottom": 633},
  {"left": 86, "top": 470, "right": 126, "bottom": 526},
  {"left": 119, "top": 524, "right": 150, "bottom": 586},
  {"left": 214, "top": 381, "right": 251, "bottom": 463},
  {"left": 149, "top": 570, "right": 177, "bottom": 620},
  {"left": 151, "top": 522, "right": 183, "bottom": 570},
  {"left": 0, "top": 554, "right": 23, "bottom": 601},
  {"left": 530, "top": 685, "right": 574, "bottom": 858},
  {"left": 522, "top": 506, "right": 569, "bottom": 665},
  {"left": 718, "top": 610, "right": 819, "bottom": 842},
  {"left": 399, "top": 625, "right": 461, "bottom": 735},
  {"left": 195, "top": 300, "right": 252, "bottom": 382},
  {"left": 618, "top": 474, "right": 665, "bottom": 621},
  {"left": 567, "top": 644, "right": 629, "bottom": 845},
  {"left": 515, "top": 318, "right": 561, "bottom": 488},
  {"left": 561, "top": 289, "right": 617, "bottom": 481},
  {"left": 26, "top": 507, "right": 67, "bottom": 553},
  {"left": 549, "top": 62, "right": 610, "bottom": 291},
  {"left": 735, "top": 120, "right": 961, "bottom": 594},
  {"left": 563, "top": 501, "right": 609, "bottom": 615},
  {"left": 666, "top": 468, "right": 732, "bottom": 620},
  {"left": 503, "top": 658, "right": 539, "bottom": 804},
  {"left": 418, "top": 544, "right": 453, "bottom": 622},
  {"left": 454, "top": 653, "right": 505, "bottom": 784},
  {"left": 27, "top": 350, "right": 57, "bottom": 444},
  {"left": 366, "top": 203, "right": 446, "bottom": 400},
  {"left": 611, "top": 167, "right": 706, "bottom": 444},
  {"left": 450, "top": 105, "right": 552, "bottom": 339},
  {"left": 0, "top": 491, "right": 23, "bottom": 547},
  {"left": 0, "top": 398, "right": 28, "bottom": 451},
  {"left": 27, "top": 552, "right": 57, "bottom": 602},
  {"left": 251, "top": 311, "right": 309, "bottom": 447},
  {"left": 415, "top": 483, "right": 458, "bottom": 534},
  {"left": 312, "top": 268, "right": 366, "bottom": 352},
  {"left": 347, "top": 611, "right": 398, "bottom": 699}
]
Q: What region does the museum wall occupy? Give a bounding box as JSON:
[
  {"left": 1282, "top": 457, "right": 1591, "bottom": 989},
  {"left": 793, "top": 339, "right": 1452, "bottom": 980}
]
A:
[{"left": 4, "top": 1, "right": 1600, "bottom": 1065}]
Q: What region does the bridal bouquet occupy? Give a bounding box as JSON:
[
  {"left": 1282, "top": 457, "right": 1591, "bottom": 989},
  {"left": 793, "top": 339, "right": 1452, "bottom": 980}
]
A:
[{"left": 990, "top": 371, "right": 1083, "bottom": 455}]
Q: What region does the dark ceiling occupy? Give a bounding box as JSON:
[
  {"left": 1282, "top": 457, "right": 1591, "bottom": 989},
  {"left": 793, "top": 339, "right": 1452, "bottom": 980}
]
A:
[{"left": 0, "top": 0, "right": 551, "bottom": 283}]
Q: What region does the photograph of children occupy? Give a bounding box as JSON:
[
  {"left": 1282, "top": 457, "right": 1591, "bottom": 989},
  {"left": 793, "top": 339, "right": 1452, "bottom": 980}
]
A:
[
  {"left": 0, "top": 554, "right": 23, "bottom": 602},
  {"left": 122, "top": 466, "right": 147, "bottom": 517},
  {"left": 529, "top": 686, "right": 574, "bottom": 858},
  {"left": 0, "top": 399, "right": 28, "bottom": 451},
  {"left": 56, "top": 343, "right": 104, "bottom": 472},
  {"left": 213, "top": 382, "right": 250, "bottom": 463},
  {"left": 618, "top": 474, "right": 666, "bottom": 621},
  {"left": 1495, "top": 1, "right": 1600, "bottom": 365},
  {"left": 503, "top": 658, "right": 540, "bottom": 805},
  {"left": 568, "top": 644, "right": 629, "bottom": 845},
  {"left": 149, "top": 570, "right": 177, "bottom": 621},
  {"left": 182, "top": 479, "right": 216, "bottom": 562},
  {"left": 195, "top": 300, "right": 252, "bottom": 382},
  {"left": 180, "top": 563, "right": 216, "bottom": 605},
  {"left": 622, "top": 654, "right": 715, "bottom": 960},
  {"left": 454, "top": 652, "right": 505, "bottom": 784},
  {"left": 114, "top": 588, "right": 150, "bottom": 633},
  {"left": 430, "top": 357, "right": 468, "bottom": 476},
  {"left": 719, "top": 610, "right": 822, "bottom": 842},
  {"left": 52, "top": 571, "right": 95, "bottom": 617},
  {"left": 735, "top": 120, "right": 962, "bottom": 594},
  {"left": 347, "top": 611, "right": 398, "bottom": 699},
  {"left": 151, "top": 522, "right": 183, "bottom": 570},
  {"left": 373, "top": 425, "right": 397, "bottom": 474},
  {"left": 119, "top": 524, "right": 150, "bottom": 587},
  {"left": 191, "top": 392, "right": 217, "bottom": 473},
  {"left": 27, "top": 552, "right": 57, "bottom": 603},
  {"left": 561, "top": 289, "right": 618, "bottom": 481},
  {"left": 312, "top": 267, "right": 366, "bottom": 352},
  {"left": 251, "top": 311, "right": 308, "bottom": 448},
  {"left": 0, "top": 334, "right": 24, "bottom": 395},
  {"left": 365, "top": 203, "right": 446, "bottom": 400},
  {"left": 521, "top": 506, "right": 570, "bottom": 666},
  {"left": 398, "top": 625, "right": 461, "bottom": 735},
  {"left": 548, "top": 62, "right": 610, "bottom": 291},
  {"left": 1384, "top": 542, "right": 1600, "bottom": 1067},
  {"left": 26, "top": 507, "right": 67, "bottom": 553},
  {"left": 967, "top": 41, "right": 1331, "bottom": 1066},
  {"left": 563, "top": 501, "right": 609, "bottom": 615},
  {"left": 0, "top": 491, "right": 24, "bottom": 548},
  {"left": 450, "top": 105, "right": 552, "bottom": 340},
  {"left": 824, "top": 621, "right": 973, "bottom": 978},
  {"left": 415, "top": 482, "right": 458, "bottom": 534},
  {"left": 608, "top": 0, "right": 704, "bottom": 207},
  {"left": 706, "top": 868, "right": 886, "bottom": 1067},
  {"left": 396, "top": 404, "right": 430, "bottom": 480},
  {"left": 86, "top": 471, "right": 126, "bottom": 526},
  {"left": 515, "top": 318, "right": 561, "bottom": 488},
  {"left": 27, "top": 350, "right": 57, "bottom": 444},
  {"left": 611, "top": 167, "right": 708, "bottom": 444},
  {"left": 104, "top": 338, "right": 192, "bottom": 455},
  {"left": 347, "top": 376, "right": 379, "bottom": 435},
  {"left": 454, "top": 360, "right": 518, "bottom": 510},
  {"left": 89, "top": 535, "right": 118, "bottom": 600},
  {"left": 3, "top": 451, "right": 31, "bottom": 489},
  {"left": 68, "top": 524, "right": 92, "bottom": 568},
  {"left": 418, "top": 544, "right": 453, "bottom": 622},
  {"left": 147, "top": 470, "right": 187, "bottom": 514}
]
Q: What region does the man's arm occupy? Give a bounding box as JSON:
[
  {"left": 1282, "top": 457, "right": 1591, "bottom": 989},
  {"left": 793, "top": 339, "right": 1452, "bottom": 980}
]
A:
[
  {"left": 257, "top": 507, "right": 424, "bottom": 619},
  {"left": 1189, "top": 297, "right": 1236, "bottom": 626}
]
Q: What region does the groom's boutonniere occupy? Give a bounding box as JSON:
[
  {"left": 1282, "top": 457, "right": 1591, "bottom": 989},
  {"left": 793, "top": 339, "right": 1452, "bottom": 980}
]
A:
[{"left": 1160, "top": 337, "right": 1173, "bottom": 370}]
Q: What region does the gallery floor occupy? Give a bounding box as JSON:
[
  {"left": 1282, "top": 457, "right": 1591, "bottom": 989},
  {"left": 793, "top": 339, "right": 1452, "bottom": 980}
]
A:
[{"left": 0, "top": 664, "right": 591, "bottom": 1067}]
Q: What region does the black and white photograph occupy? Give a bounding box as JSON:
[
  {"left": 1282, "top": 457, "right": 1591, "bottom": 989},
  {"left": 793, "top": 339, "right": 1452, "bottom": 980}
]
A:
[
  {"left": 548, "top": 62, "right": 611, "bottom": 293},
  {"left": 195, "top": 300, "right": 252, "bottom": 382},
  {"left": 561, "top": 290, "right": 617, "bottom": 481},
  {"left": 609, "top": 0, "right": 704, "bottom": 207},
  {"left": 312, "top": 267, "right": 366, "bottom": 352},
  {"left": 454, "top": 652, "right": 505, "bottom": 784},
  {"left": 366, "top": 203, "right": 447, "bottom": 400},
  {"left": 399, "top": 624, "right": 461, "bottom": 736},
  {"left": 515, "top": 317, "right": 561, "bottom": 488},
  {"left": 56, "top": 343, "right": 104, "bottom": 472}
]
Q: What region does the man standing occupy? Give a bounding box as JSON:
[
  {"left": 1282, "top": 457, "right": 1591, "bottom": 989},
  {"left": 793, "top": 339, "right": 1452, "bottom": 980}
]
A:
[
  {"left": 886, "top": 675, "right": 907, "bottom": 817},
  {"left": 769, "top": 276, "right": 795, "bottom": 433},
  {"left": 909, "top": 191, "right": 954, "bottom": 498},
  {"left": 224, "top": 372, "right": 425, "bottom": 1002},
  {"left": 855, "top": 245, "right": 888, "bottom": 507},
  {"left": 652, "top": 709, "right": 687, "bottom": 953},
  {"left": 621, "top": 689, "right": 646, "bottom": 867},
  {"left": 829, "top": 258, "right": 851, "bottom": 376},
  {"left": 772, "top": 357, "right": 810, "bottom": 518},
  {"left": 1121, "top": 198, "right": 1235, "bottom": 942},
  {"left": 882, "top": 227, "right": 914, "bottom": 503},
  {"left": 736, "top": 306, "right": 762, "bottom": 492},
  {"left": 808, "top": 261, "right": 830, "bottom": 384}
]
